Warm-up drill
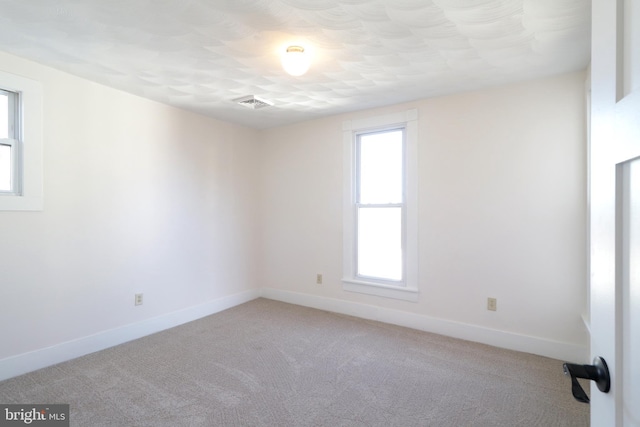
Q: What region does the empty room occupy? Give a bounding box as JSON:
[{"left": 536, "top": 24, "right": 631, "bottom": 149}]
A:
[{"left": 1, "top": 0, "right": 638, "bottom": 426}]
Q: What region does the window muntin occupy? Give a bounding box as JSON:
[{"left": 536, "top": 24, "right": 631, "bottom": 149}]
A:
[{"left": 355, "top": 128, "right": 405, "bottom": 283}]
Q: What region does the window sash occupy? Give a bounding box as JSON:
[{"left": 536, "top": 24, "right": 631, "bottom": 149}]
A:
[
  {"left": 0, "top": 89, "right": 19, "bottom": 195},
  {"left": 355, "top": 204, "right": 404, "bottom": 282},
  {"left": 355, "top": 128, "right": 404, "bottom": 205},
  {"left": 354, "top": 127, "right": 407, "bottom": 285},
  {"left": 0, "top": 139, "right": 17, "bottom": 193},
  {"left": 0, "top": 89, "right": 18, "bottom": 140},
  {"left": 0, "top": 89, "right": 20, "bottom": 195}
]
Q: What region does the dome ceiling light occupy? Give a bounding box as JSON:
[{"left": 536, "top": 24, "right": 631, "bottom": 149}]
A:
[{"left": 281, "top": 45, "right": 310, "bottom": 77}]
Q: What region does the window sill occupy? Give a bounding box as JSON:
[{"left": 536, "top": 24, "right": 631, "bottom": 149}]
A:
[{"left": 342, "top": 279, "right": 419, "bottom": 302}]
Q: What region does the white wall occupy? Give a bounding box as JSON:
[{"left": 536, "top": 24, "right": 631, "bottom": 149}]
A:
[
  {"left": 0, "top": 52, "right": 260, "bottom": 369},
  {"left": 0, "top": 49, "right": 588, "bottom": 379},
  {"left": 258, "top": 71, "right": 588, "bottom": 360}
]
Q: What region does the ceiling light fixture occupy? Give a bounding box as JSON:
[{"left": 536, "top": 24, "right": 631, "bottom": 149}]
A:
[{"left": 281, "top": 45, "right": 310, "bottom": 77}]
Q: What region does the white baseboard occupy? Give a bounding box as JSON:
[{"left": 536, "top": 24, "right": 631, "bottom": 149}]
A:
[
  {"left": 1, "top": 287, "right": 587, "bottom": 382},
  {"left": 0, "top": 289, "right": 261, "bottom": 382},
  {"left": 260, "top": 288, "right": 588, "bottom": 363}
]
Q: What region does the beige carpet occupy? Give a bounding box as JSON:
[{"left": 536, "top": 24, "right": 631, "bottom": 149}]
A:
[{"left": 0, "top": 298, "right": 589, "bottom": 426}]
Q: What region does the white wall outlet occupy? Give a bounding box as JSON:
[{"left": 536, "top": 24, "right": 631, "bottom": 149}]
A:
[
  {"left": 487, "top": 297, "right": 497, "bottom": 311},
  {"left": 316, "top": 274, "right": 323, "bottom": 285},
  {"left": 135, "top": 293, "right": 143, "bottom": 306}
]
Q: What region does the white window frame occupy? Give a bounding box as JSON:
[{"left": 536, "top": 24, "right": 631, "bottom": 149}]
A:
[
  {"left": 0, "top": 70, "right": 43, "bottom": 211},
  {"left": 342, "top": 109, "right": 419, "bottom": 302}
]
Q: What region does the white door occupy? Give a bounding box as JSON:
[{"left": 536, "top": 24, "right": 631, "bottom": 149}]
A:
[{"left": 590, "top": 0, "right": 640, "bottom": 425}]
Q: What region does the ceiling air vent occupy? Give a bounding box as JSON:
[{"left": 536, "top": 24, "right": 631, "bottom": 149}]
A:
[{"left": 233, "top": 95, "right": 273, "bottom": 109}]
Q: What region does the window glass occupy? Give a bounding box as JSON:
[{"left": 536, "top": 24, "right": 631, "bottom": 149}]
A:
[
  {"left": 0, "top": 92, "right": 8, "bottom": 139},
  {"left": 0, "top": 144, "right": 11, "bottom": 191},
  {"left": 357, "top": 206, "right": 402, "bottom": 281},
  {"left": 358, "top": 130, "right": 403, "bottom": 204}
]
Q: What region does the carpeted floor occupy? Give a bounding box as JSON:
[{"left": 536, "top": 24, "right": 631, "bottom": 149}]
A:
[{"left": 0, "top": 298, "right": 589, "bottom": 426}]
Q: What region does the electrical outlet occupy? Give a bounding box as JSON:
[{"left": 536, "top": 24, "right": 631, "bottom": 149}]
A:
[
  {"left": 135, "top": 293, "right": 143, "bottom": 306},
  {"left": 316, "top": 274, "right": 323, "bottom": 285},
  {"left": 487, "top": 297, "right": 497, "bottom": 311}
]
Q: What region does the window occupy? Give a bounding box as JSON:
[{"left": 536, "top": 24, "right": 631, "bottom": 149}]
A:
[
  {"left": 343, "top": 109, "right": 418, "bottom": 301},
  {"left": 0, "top": 70, "right": 43, "bottom": 211},
  {"left": 1, "top": 89, "right": 19, "bottom": 193},
  {"left": 356, "top": 128, "right": 404, "bottom": 281}
]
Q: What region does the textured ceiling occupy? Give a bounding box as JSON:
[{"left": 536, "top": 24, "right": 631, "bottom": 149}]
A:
[{"left": 0, "top": 0, "right": 591, "bottom": 129}]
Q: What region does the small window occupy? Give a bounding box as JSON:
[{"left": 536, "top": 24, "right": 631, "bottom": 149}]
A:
[
  {"left": 343, "top": 109, "right": 419, "bottom": 301},
  {"left": 0, "top": 70, "right": 43, "bottom": 211}
]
